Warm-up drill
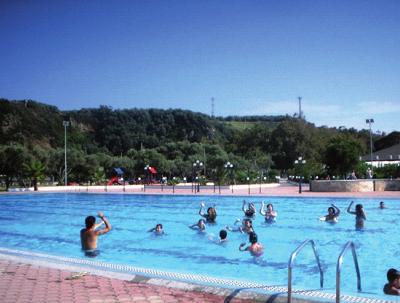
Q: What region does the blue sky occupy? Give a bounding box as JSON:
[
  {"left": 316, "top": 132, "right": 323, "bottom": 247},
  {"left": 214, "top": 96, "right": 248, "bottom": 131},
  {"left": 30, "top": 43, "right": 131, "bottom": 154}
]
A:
[{"left": 1, "top": 0, "right": 399, "bottom": 133}]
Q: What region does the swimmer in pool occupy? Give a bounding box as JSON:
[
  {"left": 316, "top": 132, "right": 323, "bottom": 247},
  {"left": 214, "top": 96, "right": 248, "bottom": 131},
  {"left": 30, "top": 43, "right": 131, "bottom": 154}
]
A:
[
  {"left": 219, "top": 229, "right": 228, "bottom": 242},
  {"left": 189, "top": 219, "right": 206, "bottom": 231},
  {"left": 207, "top": 229, "right": 228, "bottom": 244},
  {"left": 199, "top": 202, "right": 217, "bottom": 223},
  {"left": 242, "top": 200, "right": 256, "bottom": 217},
  {"left": 239, "top": 232, "right": 264, "bottom": 257},
  {"left": 320, "top": 204, "right": 340, "bottom": 223},
  {"left": 347, "top": 201, "right": 366, "bottom": 229},
  {"left": 226, "top": 218, "right": 254, "bottom": 234},
  {"left": 384, "top": 268, "right": 400, "bottom": 295},
  {"left": 148, "top": 223, "right": 164, "bottom": 235},
  {"left": 260, "top": 202, "right": 277, "bottom": 222},
  {"left": 80, "top": 211, "right": 112, "bottom": 257},
  {"left": 379, "top": 201, "right": 385, "bottom": 209}
]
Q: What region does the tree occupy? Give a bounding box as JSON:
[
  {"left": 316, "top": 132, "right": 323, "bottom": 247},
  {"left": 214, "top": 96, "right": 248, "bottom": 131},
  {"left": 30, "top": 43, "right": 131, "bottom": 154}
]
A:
[
  {"left": 270, "top": 119, "right": 315, "bottom": 171},
  {"left": 23, "top": 160, "right": 46, "bottom": 191},
  {"left": 323, "top": 135, "right": 364, "bottom": 178},
  {"left": 0, "top": 144, "right": 31, "bottom": 190}
]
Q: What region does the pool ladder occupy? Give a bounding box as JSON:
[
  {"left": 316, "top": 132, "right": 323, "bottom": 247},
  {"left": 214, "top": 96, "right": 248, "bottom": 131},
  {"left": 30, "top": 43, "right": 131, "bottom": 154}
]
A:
[
  {"left": 336, "top": 241, "right": 361, "bottom": 303},
  {"left": 287, "top": 240, "right": 361, "bottom": 303}
]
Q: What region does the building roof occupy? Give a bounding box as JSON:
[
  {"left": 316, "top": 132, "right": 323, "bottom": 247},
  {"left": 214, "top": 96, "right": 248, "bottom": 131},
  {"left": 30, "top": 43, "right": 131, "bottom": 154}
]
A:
[{"left": 361, "top": 143, "right": 400, "bottom": 161}]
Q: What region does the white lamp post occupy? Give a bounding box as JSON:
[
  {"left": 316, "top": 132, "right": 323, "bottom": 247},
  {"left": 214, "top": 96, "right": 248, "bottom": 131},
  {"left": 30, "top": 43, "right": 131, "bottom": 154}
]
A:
[
  {"left": 366, "top": 118, "right": 374, "bottom": 174},
  {"left": 63, "top": 120, "right": 70, "bottom": 186}
]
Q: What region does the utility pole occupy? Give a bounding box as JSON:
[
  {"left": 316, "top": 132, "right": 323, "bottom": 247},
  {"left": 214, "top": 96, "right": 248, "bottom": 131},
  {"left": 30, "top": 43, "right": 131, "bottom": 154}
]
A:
[
  {"left": 298, "top": 97, "right": 302, "bottom": 119},
  {"left": 366, "top": 119, "right": 374, "bottom": 175},
  {"left": 211, "top": 97, "right": 215, "bottom": 118}
]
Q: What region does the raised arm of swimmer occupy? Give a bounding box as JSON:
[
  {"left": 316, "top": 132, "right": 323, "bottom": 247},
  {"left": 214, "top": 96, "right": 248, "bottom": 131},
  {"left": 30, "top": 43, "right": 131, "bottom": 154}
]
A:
[
  {"left": 347, "top": 201, "right": 356, "bottom": 214},
  {"left": 260, "top": 201, "right": 266, "bottom": 216},
  {"left": 242, "top": 200, "right": 247, "bottom": 212},
  {"left": 332, "top": 204, "right": 340, "bottom": 217},
  {"left": 199, "top": 202, "right": 206, "bottom": 216},
  {"left": 95, "top": 211, "right": 111, "bottom": 235}
]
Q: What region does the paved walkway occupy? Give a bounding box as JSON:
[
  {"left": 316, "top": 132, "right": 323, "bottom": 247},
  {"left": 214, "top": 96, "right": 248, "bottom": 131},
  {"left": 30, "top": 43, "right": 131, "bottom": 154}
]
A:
[
  {"left": 5, "top": 183, "right": 400, "bottom": 198},
  {"left": 0, "top": 259, "right": 261, "bottom": 303}
]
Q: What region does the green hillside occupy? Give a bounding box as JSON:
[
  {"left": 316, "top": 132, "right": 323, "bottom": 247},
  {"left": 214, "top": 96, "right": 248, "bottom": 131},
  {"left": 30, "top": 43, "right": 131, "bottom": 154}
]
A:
[{"left": 1, "top": 98, "right": 398, "bottom": 189}]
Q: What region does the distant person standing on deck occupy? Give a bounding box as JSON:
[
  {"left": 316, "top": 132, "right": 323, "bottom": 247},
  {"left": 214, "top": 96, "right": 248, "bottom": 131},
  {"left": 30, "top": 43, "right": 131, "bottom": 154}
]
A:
[{"left": 80, "top": 211, "right": 112, "bottom": 257}]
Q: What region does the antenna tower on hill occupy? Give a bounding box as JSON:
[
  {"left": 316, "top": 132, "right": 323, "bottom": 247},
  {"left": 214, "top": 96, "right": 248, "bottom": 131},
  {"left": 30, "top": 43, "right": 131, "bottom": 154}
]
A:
[{"left": 298, "top": 96, "right": 303, "bottom": 119}]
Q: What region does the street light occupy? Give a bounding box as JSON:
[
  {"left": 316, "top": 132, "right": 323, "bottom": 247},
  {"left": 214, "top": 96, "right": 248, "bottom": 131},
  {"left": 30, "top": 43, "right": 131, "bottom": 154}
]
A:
[
  {"left": 258, "top": 170, "right": 265, "bottom": 194},
  {"left": 63, "top": 120, "right": 70, "bottom": 186},
  {"left": 224, "top": 161, "right": 234, "bottom": 193},
  {"left": 294, "top": 157, "right": 306, "bottom": 194},
  {"left": 193, "top": 160, "right": 203, "bottom": 192},
  {"left": 366, "top": 118, "right": 374, "bottom": 175},
  {"left": 246, "top": 176, "right": 250, "bottom": 195},
  {"left": 144, "top": 165, "right": 150, "bottom": 185}
]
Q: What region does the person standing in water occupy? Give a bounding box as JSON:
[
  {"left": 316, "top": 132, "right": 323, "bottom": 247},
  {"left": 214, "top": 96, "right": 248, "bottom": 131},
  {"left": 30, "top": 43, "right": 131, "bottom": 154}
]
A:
[
  {"left": 260, "top": 202, "right": 277, "bottom": 223},
  {"left": 199, "top": 202, "right": 217, "bottom": 223},
  {"left": 242, "top": 200, "right": 256, "bottom": 217},
  {"left": 239, "top": 232, "right": 264, "bottom": 256},
  {"left": 383, "top": 268, "right": 400, "bottom": 295},
  {"left": 320, "top": 204, "right": 341, "bottom": 223},
  {"left": 189, "top": 219, "right": 206, "bottom": 231},
  {"left": 80, "top": 211, "right": 112, "bottom": 257},
  {"left": 148, "top": 223, "right": 164, "bottom": 235},
  {"left": 347, "top": 201, "right": 366, "bottom": 229},
  {"left": 226, "top": 218, "right": 254, "bottom": 234}
]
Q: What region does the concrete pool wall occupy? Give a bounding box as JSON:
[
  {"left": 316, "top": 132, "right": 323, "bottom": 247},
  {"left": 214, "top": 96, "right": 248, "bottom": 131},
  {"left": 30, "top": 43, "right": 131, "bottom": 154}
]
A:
[{"left": 310, "top": 179, "right": 400, "bottom": 192}]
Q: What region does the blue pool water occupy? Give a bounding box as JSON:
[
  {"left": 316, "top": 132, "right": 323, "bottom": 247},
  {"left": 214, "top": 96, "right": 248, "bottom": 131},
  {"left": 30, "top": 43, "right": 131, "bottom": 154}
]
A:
[{"left": 0, "top": 193, "right": 399, "bottom": 300}]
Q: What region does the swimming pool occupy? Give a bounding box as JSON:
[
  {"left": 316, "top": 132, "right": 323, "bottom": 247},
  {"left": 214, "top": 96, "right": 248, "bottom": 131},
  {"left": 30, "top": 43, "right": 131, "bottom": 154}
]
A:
[{"left": 0, "top": 193, "right": 398, "bottom": 300}]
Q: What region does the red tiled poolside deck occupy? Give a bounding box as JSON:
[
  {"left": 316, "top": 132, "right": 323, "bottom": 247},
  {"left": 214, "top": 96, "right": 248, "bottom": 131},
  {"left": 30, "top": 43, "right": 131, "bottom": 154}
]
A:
[{"left": 0, "top": 259, "right": 258, "bottom": 303}]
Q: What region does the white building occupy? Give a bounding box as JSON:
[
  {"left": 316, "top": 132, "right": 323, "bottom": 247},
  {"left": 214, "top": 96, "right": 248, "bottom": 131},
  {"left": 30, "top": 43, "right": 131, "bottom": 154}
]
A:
[{"left": 360, "top": 143, "right": 400, "bottom": 167}]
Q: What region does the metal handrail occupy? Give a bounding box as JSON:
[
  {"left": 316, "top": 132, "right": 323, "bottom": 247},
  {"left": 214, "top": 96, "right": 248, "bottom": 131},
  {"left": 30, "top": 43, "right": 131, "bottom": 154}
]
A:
[
  {"left": 288, "top": 239, "right": 324, "bottom": 303},
  {"left": 336, "top": 241, "right": 361, "bottom": 303}
]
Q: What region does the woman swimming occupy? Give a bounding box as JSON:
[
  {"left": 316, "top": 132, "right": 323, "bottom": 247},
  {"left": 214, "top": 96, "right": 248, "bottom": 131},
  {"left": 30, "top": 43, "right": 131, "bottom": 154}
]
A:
[
  {"left": 199, "top": 202, "right": 217, "bottom": 223},
  {"left": 239, "top": 232, "right": 264, "bottom": 257},
  {"left": 320, "top": 204, "right": 340, "bottom": 223},
  {"left": 189, "top": 219, "right": 206, "bottom": 231},
  {"left": 242, "top": 200, "right": 256, "bottom": 217},
  {"left": 226, "top": 218, "right": 254, "bottom": 234},
  {"left": 148, "top": 223, "right": 164, "bottom": 235},
  {"left": 347, "top": 201, "right": 366, "bottom": 229},
  {"left": 260, "top": 202, "right": 277, "bottom": 223}
]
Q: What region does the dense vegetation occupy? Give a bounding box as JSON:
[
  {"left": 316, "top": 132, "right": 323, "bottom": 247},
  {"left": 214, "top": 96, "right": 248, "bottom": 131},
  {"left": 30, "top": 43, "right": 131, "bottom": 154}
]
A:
[{"left": 1, "top": 98, "right": 399, "bottom": 190}]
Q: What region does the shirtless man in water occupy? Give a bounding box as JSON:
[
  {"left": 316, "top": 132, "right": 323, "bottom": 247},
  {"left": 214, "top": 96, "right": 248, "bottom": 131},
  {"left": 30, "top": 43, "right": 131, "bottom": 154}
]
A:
[
  {"left": 80, "top": 211, "right": 112, "bottom": 257},
  {"left": 239, "top": 232, "right": 264, "bottom": 257}
]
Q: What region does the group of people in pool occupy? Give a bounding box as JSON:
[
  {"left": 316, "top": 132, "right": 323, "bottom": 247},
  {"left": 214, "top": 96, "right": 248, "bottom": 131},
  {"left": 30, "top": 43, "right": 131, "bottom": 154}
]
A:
[
  {"left": 80, "top": 200, "right": 399, "bottom": 296},
  {"left": 319, "top": 201, "right": 368, "bottom": 229},
  {"left": 188, "top": 200, "right": 278, "bottom": 256}
]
